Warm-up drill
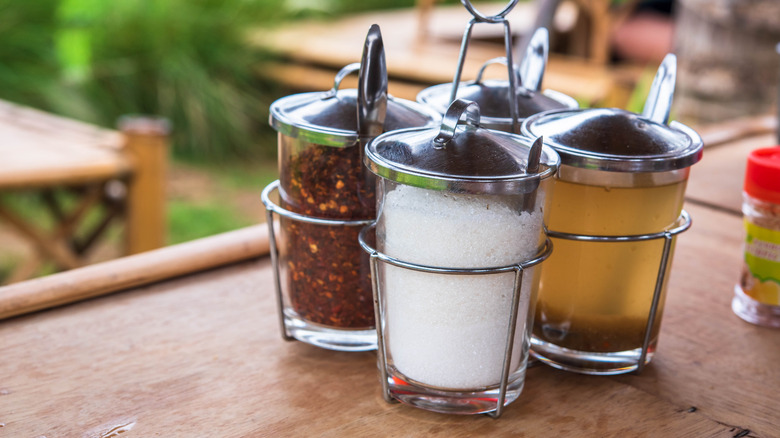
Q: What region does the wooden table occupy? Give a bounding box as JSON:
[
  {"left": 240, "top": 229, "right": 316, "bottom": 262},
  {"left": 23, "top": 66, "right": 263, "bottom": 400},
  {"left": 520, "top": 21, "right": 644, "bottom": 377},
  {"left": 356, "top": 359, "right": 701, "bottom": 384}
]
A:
[
  {"left": 1, "top": 121, "right": 779, "bottom": 436},
  {"left": 251, "top": 2, "right": 644, "bottom": 108},
  {"left": 0, "top": 100, "right": 168, "bottom": 283}
]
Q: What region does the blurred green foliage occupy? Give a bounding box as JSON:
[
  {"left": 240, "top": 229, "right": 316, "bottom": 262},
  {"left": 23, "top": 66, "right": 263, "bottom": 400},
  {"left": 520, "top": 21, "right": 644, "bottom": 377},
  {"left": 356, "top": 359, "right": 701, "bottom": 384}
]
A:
[
  {"left": 1, "top": 0, "right": 287, "bottom": 160},
  {"left": 0, "top": 0, "right": 61, "bottom": 109},
  {"left": 0, "top": 0, "right": 465, "bottom": 161},
  {"left": 0, "top": 0, "right": 457, "bottom": 161}
]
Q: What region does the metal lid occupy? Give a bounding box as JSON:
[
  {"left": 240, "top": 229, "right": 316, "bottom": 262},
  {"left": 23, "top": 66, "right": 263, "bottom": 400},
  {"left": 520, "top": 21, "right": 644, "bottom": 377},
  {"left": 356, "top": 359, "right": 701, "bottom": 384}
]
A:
[
  {"left": 269, "top": 63, "right": 438, "bottom": 148},
  {"left": 365, "top": 99, "right": 560, "bottom": 194},
  {"left": 417, "top": 79, "right": 576, "bottom": 130},
  {"left": 521, "top": 107, "right": 703, "bottom": 172}
]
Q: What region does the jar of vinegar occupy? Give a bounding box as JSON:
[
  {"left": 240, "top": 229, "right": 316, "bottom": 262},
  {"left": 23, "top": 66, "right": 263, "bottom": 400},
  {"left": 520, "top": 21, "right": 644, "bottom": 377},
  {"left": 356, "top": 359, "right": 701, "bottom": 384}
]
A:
[{"left": 521, "top": 107, "right": 703, "bottom": 374}]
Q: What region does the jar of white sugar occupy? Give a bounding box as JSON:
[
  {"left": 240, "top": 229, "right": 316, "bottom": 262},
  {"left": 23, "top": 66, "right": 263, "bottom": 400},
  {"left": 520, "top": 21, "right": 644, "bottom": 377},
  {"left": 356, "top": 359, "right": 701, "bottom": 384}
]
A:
[{"left": 359, "top": 99, "right": 560, "bottom": 417}]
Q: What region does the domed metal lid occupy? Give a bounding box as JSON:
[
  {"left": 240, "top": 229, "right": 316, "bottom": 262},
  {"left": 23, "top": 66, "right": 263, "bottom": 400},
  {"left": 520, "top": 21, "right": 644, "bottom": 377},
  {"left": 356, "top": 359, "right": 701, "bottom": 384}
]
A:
[
  {"left": 522, "top": 108, "right": 703, "bottom": 172},
  {"left": 270, "top": 64, "right": 439, "bottom": 147},
  {"left": 521, "top": 54, "right": 703, "bottom": 173},
  {"left": 365, "top": 99, "right": 560, "bottom": 194},
  {"left": 418, "top": 79, "right": 576, "bottom": 129}
]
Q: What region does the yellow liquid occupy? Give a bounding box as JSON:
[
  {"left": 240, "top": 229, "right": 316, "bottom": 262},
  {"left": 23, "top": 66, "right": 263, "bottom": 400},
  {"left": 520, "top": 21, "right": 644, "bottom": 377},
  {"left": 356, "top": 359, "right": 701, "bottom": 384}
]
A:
[{"left": 534, "top": 179, "right": 686, "bottom": 352}]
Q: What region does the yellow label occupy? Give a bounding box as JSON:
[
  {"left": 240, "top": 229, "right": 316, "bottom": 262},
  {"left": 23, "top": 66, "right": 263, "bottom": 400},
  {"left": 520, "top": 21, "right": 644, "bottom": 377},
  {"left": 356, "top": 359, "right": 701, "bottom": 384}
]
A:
[{"left": 743, "top": 220, "right": 780, "bottom": 305}]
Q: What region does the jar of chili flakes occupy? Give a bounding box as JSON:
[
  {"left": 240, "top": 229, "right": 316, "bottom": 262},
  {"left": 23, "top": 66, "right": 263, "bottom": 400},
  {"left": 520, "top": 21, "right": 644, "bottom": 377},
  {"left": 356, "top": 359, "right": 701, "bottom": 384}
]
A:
[{"left": 263, "top": 62, "right": 438, "bottom": 351}]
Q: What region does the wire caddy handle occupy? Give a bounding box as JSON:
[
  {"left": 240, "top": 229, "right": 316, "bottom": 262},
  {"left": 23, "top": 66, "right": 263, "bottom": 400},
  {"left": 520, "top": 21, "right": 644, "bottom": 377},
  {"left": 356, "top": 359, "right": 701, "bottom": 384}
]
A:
[{"left": 449, "top": 0, "right": 522, "bottom": 133}]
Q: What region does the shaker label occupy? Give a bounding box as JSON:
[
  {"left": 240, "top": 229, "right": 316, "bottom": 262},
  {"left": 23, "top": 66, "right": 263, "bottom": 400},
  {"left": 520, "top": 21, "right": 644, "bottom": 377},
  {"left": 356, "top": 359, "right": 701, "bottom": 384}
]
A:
[{"left": 743, "top": 221, "right": 780, "bottom": 305}]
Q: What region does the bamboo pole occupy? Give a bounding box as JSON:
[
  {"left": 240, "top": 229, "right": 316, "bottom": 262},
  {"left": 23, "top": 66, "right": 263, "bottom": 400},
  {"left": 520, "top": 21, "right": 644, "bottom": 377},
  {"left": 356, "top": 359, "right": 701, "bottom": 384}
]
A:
[{"left": 0, "top": 225, "right": 270, "bottom": 321}]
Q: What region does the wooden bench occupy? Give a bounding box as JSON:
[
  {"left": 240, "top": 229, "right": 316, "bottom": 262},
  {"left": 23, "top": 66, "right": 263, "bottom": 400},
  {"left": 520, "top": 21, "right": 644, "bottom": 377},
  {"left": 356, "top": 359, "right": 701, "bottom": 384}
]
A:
[{"left": 0, "top": 99, "right": 168, "bottom": 283}]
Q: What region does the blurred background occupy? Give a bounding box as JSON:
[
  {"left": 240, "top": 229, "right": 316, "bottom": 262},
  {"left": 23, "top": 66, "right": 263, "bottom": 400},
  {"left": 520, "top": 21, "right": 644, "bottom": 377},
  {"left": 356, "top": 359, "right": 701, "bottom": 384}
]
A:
[{"left": 0, "top": 0, "right": 778, "bottom": 283}]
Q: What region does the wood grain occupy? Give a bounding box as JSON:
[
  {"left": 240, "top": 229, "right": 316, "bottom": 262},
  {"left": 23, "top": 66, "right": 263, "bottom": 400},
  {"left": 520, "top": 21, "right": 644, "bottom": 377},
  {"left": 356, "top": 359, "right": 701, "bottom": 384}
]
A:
[
  {"left": 0, "top": 203, "right": 777, "bottom": 436},
  {"left": 0, "top": 224, "right": 270, "bottom": 321},
  {"left": 686, "top": 132, "right": 777, "bottom": 215},
  {"left": 2, "top": 129, "right": 780, "bottom": 436},
  {"left": 121, "top": 116, "right": 169, "bottom": 254},
  {"left": 0, "top": 99, "right": 128, "bottom": 189}
]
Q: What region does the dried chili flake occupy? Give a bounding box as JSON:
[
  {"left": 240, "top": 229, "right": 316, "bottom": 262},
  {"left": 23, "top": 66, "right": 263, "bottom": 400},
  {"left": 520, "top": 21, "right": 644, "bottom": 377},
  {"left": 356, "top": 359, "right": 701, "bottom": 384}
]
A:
[{"left": 279, "top": 139, "right": 375, "bottom": 328}]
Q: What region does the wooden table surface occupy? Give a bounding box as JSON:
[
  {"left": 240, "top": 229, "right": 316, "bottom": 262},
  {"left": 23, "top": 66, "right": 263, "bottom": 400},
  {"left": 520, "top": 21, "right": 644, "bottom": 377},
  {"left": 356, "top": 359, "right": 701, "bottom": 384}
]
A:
[
  {"left": 0, "top": 99, "right": 127, "bottom": 190},
  {"left": 251, "top": 2, "right": 642, "bottom": 106},
  {"left": 1, "top": 129, "right": 779, "bottom": 436}
]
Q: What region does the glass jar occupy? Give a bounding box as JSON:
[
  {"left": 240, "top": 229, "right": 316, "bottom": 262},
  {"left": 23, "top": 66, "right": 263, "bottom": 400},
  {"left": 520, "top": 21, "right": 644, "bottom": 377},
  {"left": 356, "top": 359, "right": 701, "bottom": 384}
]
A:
[
  {"left": 733, "top": 147, "right": 780, "bottom": 327},
  {"left": 264, "top": 59, "right": 438, "bottom": 351},
  {"left": 521, "top": 106, "right": 703, "bottom": 375},
  {"left": 361, "top": 99, "right": 559, "bottom": 416}
]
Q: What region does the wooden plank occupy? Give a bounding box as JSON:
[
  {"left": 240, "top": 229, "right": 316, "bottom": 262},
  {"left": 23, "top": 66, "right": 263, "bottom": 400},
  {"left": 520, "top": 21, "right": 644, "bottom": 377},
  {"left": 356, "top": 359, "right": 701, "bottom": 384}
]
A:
[
  {"left": 0, "top": 100, "right": 128, "bottom": 189},
  {"left": 615, "top": 202, "right": 780, "bottom": 437},
  {"left": 0, "top": 99, "right": 123, "bottom": 150},
  {"left": 686, "top": 132, "right": 777, "bottom": 215},
  {"left": 0, "top": 224, "right": 270, "bottom": 321},
  {"left": 0, "top": 125, "right": 128, "bottom": 189},
  {"left": 258, "top": 62, "right": 428, "bottom": 101},
  {"left": 697, "top": 115, "right": 777, "bottom": 148},
  {"left": 0, "top": 258, "right": 731, "bottom": 436}
]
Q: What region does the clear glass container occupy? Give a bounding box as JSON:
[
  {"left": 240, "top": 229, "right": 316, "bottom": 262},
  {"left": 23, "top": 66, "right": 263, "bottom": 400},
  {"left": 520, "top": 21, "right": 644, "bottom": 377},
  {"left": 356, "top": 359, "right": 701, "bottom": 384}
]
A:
[
  {"left": 522, "top": 106, "right": 703, "bottom": 375},
  {"left": 265, "top": 60, "right": 437, "bottom": 351},
  {"left": 362, "top": 99, "right": 559, "bottom": 416},
  {"left": 534, "top": 166, "right": 688, "bottom": 372}
]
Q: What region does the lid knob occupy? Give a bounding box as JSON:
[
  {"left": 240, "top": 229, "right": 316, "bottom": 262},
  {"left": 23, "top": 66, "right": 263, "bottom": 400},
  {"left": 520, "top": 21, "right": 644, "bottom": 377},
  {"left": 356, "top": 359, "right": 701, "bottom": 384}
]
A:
[{"left": 433, "top": 99, "right": 481, "bottom": 149}]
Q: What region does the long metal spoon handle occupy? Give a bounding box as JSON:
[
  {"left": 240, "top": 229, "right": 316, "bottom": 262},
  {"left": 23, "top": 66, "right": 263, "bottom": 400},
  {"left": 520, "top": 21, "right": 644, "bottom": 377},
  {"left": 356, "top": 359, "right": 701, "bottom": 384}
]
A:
[
  {"left": 518, "top": 27, "right": 549, "bottom": 92},
  {"left": 522, "top": 136, "right": 544, "bottom": 212},
  {"left": 642, "top": 53, "right": 677, "bottom": 125},
  {"left": 357, "top": 24, "right": 388, "bottom": 141}
]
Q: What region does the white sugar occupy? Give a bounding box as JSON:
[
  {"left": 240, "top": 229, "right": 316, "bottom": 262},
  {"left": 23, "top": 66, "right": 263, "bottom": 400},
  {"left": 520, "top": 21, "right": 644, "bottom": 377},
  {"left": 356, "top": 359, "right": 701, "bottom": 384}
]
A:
[{"left": 380, "top": 184, "right": 543, "bottom": 389}]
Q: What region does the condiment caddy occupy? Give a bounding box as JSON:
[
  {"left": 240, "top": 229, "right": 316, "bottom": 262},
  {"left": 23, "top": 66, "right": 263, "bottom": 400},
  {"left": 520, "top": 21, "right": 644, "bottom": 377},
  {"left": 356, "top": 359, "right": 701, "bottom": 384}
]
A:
[{"left": 259, "top": 0, "right": 708, "bottom": 419}]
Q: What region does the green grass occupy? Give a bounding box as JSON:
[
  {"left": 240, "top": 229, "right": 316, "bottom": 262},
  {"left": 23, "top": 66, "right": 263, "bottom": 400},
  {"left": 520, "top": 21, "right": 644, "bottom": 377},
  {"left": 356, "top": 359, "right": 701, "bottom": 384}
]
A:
[
  {"left": 176, "top": 155, "right": 279, "bottom": 192},
  {"left": 165, "top": 156, "right": 279, "bottom": 245},
  {"left": 166, "top": 199, "right": 255, "bottom": 245}
]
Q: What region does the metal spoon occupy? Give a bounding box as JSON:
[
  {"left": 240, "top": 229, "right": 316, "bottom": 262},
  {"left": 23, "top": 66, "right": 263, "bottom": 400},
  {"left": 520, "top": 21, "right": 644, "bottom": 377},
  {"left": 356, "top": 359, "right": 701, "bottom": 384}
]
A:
[
  {"left": 518, "top": 27, "right": 549, "bottom": 93},
  {"left": 357, "top": 24, "right": 388, "bottom": 143},
  {"left": 642, "top": 53, "right": 677, "bottom": 125},
  {"left": 522, "top": 136, "right": 544, "bottom": 213}
]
